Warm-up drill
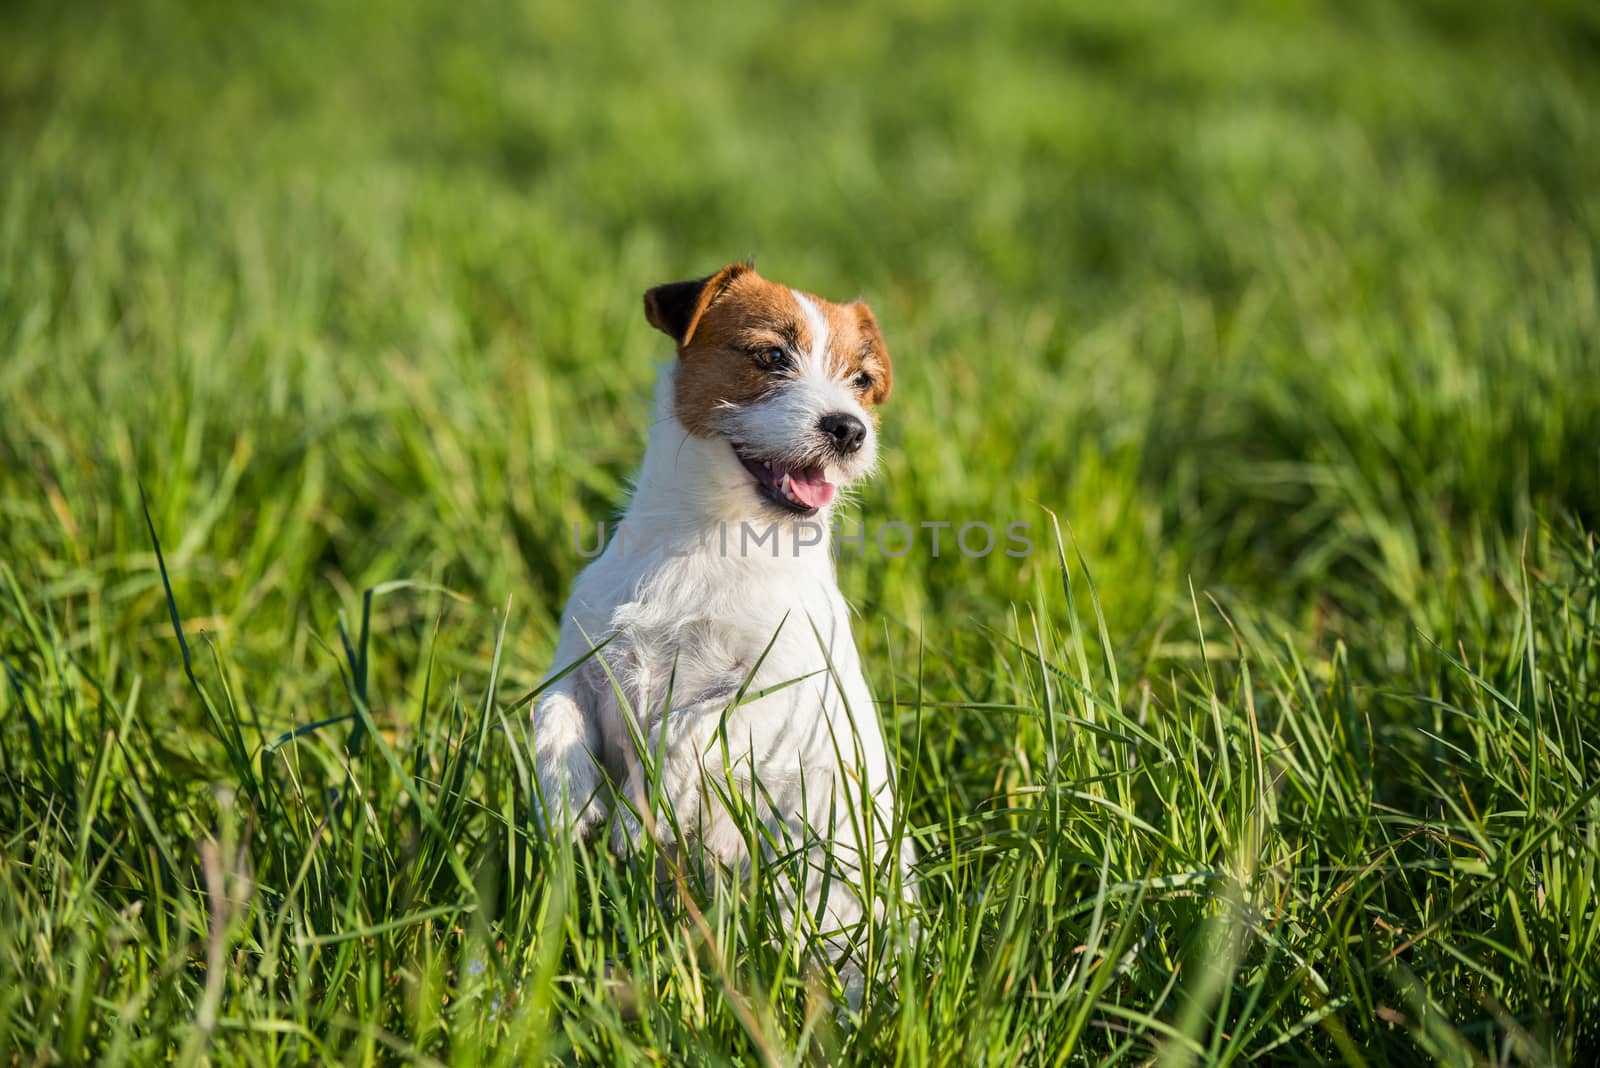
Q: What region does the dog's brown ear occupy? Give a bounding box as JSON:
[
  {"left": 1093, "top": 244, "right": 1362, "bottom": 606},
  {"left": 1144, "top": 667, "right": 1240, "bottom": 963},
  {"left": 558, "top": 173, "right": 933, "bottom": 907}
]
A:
[
  {"left": 853, "top": 301, "right": 893, "bottom": 406},
  {"left": 643, "top": 262, "right": 751, "bottom": 348}
]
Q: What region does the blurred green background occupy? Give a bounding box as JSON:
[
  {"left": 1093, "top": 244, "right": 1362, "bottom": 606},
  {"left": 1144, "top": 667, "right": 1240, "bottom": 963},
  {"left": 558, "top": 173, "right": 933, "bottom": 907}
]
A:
[
  {"left": 5, "top": 0, "right": 1596, "bottom": 645},
  {"left": 3, "top": 0, "right": 1599, "bottom": 1062}
]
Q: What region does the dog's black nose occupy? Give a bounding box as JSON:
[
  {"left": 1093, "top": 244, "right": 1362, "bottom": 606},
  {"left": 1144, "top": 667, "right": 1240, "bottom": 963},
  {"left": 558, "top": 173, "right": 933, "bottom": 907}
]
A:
[{"left": 818, "top": 412, "right": 867, "bottom": 455}]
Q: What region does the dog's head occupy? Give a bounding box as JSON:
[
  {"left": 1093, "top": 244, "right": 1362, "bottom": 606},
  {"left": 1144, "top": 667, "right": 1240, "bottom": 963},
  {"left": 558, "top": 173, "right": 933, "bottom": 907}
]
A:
[{"left": 644, "top": 263, "right": 892, "bottom": 520}]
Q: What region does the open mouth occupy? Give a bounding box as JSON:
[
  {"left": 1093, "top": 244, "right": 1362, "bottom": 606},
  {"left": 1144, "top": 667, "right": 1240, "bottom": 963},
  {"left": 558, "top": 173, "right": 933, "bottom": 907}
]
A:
[{"left": 730, "top": 441, "right": 836, "bottom": 514}]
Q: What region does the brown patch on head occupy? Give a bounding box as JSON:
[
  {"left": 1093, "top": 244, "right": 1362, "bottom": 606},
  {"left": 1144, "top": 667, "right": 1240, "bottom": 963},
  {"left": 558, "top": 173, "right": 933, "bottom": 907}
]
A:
[
  {"left": 642, "top": 264, "right": 894, "bottom": 438},
  {"left": 826, "top": 299, "right": 893, "bottom": 407}
]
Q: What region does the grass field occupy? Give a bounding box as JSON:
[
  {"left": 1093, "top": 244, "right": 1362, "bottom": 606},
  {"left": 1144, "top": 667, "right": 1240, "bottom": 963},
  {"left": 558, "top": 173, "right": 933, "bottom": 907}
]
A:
[{"left": 3, "top": 0, "right": 1600, "bottom": 1063}]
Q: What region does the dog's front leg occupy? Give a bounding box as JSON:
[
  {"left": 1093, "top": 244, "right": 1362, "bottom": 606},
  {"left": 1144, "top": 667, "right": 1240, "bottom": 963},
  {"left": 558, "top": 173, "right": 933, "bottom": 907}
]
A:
[
  {"left": 532, "top": 682, "right": 608, "bottom": 842},
  {"left": 609, "top": 702, "right": 725, "bottom": 856}
]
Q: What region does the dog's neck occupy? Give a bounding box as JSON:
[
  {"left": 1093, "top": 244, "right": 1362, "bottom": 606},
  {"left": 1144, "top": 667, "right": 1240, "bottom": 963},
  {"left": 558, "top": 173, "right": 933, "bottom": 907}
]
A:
[{"left": 614, "top": 367, "right": 837, "bottom": 566}]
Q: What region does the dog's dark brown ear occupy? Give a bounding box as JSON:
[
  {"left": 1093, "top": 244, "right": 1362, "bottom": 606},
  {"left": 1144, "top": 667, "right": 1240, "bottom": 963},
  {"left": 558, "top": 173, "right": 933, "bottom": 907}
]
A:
[{"left": 643, "top": 262, "right": 751, "bottom": 348}]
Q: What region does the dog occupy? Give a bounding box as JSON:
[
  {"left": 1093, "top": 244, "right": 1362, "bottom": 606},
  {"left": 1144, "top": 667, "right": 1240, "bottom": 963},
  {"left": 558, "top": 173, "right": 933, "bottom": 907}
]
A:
[{"left": 532, "top": 262, "right": 914, "bottom": 981}]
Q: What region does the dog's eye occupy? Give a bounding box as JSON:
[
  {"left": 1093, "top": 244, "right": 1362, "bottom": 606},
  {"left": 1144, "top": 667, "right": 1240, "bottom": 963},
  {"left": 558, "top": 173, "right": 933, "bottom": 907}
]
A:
[
  {"left": 753, "top": 346, "right": 787, "bottom": 371},
  {"left": 853, "top": 372, "right": 874, "bottom": 392}
]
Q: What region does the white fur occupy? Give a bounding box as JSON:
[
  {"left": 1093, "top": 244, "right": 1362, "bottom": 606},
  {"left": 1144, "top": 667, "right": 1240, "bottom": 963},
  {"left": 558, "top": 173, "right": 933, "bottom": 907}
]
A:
[
  {"left": 793, "top": 289, "right": 831, "bottom": 363},
  {"left": 533, "top": 334, "right": 913, "bottom": 977}
]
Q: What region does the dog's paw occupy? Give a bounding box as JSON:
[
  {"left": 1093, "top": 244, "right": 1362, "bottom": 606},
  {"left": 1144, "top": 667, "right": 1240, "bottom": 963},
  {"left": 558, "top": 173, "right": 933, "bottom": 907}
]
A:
[
  {"left": 532, "top": 689, "right": 609, "bottom": 843},
  {"left": 570, "top": 800, "right": 607, "bottom": 843},
  {"left": 534, "top": 764, "right": 607, "bottom": 844},
  {"left": 608, "top": 804, "right": 645, "bottom": 858}
]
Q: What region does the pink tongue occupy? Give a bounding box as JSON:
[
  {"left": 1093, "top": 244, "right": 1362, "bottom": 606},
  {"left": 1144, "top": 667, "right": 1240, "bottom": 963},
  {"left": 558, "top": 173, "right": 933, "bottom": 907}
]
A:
[{"left": 778, "top": 462, "right": 835, "bottom": 509}]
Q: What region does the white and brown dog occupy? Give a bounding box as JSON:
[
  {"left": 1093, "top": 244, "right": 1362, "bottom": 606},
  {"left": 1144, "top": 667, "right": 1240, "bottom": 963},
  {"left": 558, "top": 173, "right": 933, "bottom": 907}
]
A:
[{"left": 533, "top": 262, "right": 914, "bottom": 969}]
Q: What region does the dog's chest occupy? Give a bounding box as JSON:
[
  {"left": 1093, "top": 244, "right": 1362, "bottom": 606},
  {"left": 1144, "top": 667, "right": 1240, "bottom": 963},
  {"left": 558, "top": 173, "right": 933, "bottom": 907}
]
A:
[
  {"left": 598, "top": 586, "right": 842, "bottom": 714},
  {"left": 596, "top": 615, "right": 752, "bottom": 717},
  {"left": 567, "top": 536, "right": 877, "bottom": 798}
]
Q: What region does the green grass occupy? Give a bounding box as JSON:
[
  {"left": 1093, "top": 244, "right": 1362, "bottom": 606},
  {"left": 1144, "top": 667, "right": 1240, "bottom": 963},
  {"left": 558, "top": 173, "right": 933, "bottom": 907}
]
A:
[{"left": 3, "top": 0, "right": 1599, "bottom": 1062}]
